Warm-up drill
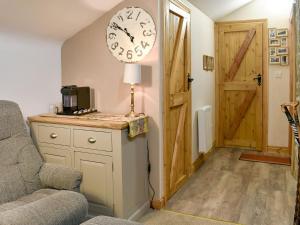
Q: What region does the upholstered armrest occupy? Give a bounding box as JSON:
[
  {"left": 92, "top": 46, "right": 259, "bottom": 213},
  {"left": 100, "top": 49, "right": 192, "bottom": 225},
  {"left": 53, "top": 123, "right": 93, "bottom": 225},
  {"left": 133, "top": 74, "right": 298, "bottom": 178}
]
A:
[{"left": 39, "top": 163, "right": 82, "bottom": 191}]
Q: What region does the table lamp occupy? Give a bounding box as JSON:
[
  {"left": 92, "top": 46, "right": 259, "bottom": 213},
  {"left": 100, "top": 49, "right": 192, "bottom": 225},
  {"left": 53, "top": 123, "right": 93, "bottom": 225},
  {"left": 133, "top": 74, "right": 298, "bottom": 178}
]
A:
[{"left": 123, "top": 63, "right": 141, "bottom": 117}]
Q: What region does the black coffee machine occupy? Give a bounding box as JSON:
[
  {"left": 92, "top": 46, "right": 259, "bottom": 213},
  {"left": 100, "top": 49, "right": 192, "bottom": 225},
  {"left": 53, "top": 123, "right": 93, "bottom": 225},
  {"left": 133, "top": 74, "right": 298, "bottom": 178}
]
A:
[{"left": 58, "top": 85, "right": 96, "bottom": 115}]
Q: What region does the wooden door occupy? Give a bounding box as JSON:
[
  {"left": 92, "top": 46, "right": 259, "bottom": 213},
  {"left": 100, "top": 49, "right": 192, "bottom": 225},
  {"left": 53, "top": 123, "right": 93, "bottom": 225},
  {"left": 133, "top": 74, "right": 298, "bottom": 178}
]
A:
[
  {"left": 289, "top": 6, "right": 297, "bottom": 176},
  {"left": 216, "top": 21, "right": 264, "bottom": 150},
  {"left": 164, "top": 0, "right": 191, "bottom": 200}
]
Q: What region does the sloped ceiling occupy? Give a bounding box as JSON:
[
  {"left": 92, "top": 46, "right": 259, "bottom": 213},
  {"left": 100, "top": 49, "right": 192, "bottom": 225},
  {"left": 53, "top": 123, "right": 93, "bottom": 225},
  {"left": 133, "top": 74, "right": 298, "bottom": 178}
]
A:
[
  {"left": 0, "top": 0, "right": 124, "bottom": 41},
  {"left": 188, "top": 0, "right": 254, "bottom": 21}
]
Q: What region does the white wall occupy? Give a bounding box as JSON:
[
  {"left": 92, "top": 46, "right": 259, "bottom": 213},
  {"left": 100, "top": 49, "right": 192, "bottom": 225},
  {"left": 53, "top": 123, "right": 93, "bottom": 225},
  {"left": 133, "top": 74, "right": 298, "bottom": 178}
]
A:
[
  {"left": 0, "top": 32, "right": 62, "bottom": 119},
  {"left": 183, "top": 0, "right": 215, "bottom": 162},
  {"left": 220, "top": 0, "right": 294, "bottom": 147}
]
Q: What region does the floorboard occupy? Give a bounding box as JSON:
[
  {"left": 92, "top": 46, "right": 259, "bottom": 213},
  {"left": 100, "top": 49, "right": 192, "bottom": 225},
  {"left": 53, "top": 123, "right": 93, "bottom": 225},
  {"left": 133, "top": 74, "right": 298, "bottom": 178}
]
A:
[{"left": 166, "top": 148, "right": 297, "bottom": 225}]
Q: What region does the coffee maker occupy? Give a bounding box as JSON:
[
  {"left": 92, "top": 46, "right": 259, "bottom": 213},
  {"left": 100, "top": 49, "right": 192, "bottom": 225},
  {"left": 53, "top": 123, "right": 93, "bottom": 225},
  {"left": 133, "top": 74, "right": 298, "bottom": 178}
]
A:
[{"left": 58, "top": 85, "right": 96, "bottom": 115}]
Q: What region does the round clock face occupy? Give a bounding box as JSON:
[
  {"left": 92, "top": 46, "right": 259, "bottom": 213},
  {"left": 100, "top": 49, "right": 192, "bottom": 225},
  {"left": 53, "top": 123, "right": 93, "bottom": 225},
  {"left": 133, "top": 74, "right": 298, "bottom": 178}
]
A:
[{"left": 106, "top": 7, "right": 156, "bottom": 63}]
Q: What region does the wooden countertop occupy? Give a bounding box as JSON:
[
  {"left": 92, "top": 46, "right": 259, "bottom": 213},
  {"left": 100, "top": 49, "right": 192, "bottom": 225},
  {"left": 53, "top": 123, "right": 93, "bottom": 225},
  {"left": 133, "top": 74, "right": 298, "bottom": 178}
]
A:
[{"left": 28, "top": 113, "right": 144, "bottom": 130}]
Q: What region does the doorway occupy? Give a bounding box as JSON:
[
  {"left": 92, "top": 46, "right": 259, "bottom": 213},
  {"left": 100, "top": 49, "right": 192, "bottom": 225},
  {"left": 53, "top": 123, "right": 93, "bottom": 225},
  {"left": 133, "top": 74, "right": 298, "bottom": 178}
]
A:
[
  {"left": 215, "top": 20, "right": 268, "bottom": 151},
  {"left": 163, "top": 0, "right": 192, "bottom": 200}
]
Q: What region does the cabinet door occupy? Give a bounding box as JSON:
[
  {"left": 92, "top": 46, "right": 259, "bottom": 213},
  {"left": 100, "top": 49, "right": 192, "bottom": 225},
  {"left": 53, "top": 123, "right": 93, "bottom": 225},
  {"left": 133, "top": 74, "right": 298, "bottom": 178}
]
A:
[
  {"left": 39, "top": 147, "right": 73, "bottom": 168},
  {"left": 74, "top": 152, "right": 113, "bottom": 214}
]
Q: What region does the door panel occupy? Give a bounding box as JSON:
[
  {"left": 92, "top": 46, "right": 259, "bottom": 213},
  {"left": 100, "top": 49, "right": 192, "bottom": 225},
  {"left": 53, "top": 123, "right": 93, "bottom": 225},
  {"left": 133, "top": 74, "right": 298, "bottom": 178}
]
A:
[
  {"left": 40, "top": 146, "right": 73, "bottom": 168},
  {"left": 75, "top": 152, "right": 113, "bottom": 214},
  {"left": 164, "top": 0, "right": 191, "bottom": 200},
  {"left": 217, "top": 22, "right": 264, "bottom": 150}
]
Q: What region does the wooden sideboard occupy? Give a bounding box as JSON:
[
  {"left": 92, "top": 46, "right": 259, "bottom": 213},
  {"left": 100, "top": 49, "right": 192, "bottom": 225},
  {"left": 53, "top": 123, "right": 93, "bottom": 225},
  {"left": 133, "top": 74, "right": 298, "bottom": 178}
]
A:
[{"left": 28, "top": 115, "right": 149, "bottom": 220}]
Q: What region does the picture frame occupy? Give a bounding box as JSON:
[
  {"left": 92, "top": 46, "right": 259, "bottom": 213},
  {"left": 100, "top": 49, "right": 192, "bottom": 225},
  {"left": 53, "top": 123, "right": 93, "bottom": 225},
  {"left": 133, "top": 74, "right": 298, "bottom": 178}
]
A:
[
  {"left": 203, "top": 55, "right": 214, "bottom": 71},
  {"left": 281, "top": 37, "right": 288, "bottom": 47},
  {"left": 281, "top": 55, "right": 289, "bottom": 66},
  {"left": 268, "top": 28, "right": 289, "bottom": 66},
  {"left": 269, "top": 38, "right": 281, "bottom": 47},
  {"left": 269, "top": 56, "right": 281, "bottom": 65},
  {"left": 277, "top": 28, "right": 288, "bottom": 37},
  {"left": 269, "top": 47, "right": 277, "bottom": 57},
  {"left": 277, "top": 47, "right": 288, "bottom": 55},
  {"left": 203, "top": 55, "right": 208, "bottom": 70},
  {"left": 208, "top": 57, "right": 214, "bottom": 71},
  {"left": 268, "top": 28, "right": 277, "bottom": 40}
]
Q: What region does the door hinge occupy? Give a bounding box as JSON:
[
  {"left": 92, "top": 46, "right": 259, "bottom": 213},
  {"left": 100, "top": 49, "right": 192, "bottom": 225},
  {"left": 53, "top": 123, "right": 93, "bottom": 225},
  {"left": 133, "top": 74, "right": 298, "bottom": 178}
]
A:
[{"left": 112, "top": 163, "right": 114, "bottom": 172}]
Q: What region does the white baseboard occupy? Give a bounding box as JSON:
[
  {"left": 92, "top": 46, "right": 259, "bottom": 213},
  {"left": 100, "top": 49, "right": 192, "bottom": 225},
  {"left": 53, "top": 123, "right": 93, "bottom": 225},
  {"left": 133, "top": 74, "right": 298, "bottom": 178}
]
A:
[{"left": 128, "top": 201, "right": 150, "bottom": 221}]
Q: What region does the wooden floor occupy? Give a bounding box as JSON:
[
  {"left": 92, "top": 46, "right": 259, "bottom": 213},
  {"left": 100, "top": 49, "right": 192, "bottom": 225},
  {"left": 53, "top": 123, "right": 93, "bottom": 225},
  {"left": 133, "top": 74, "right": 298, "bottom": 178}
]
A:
[{"left": 166, "top": 148, "right": 297, "bottom": 225}]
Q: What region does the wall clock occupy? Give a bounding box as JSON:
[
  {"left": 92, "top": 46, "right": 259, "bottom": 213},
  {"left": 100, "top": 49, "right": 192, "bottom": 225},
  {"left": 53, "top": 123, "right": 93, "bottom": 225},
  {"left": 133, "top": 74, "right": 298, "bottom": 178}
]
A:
[{"left": 106, "top": 6, "right": 156, "bottom": 63}]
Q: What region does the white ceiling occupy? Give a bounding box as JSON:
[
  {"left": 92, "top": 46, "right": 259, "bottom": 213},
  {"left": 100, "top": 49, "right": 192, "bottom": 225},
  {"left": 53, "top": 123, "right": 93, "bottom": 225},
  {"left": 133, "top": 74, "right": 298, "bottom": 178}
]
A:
[
  {"left": 188, "top": 0, "right": 254, "bottom": 21},
  {"left": 0, "top": 0, "right": 124, "bottom": 41}
]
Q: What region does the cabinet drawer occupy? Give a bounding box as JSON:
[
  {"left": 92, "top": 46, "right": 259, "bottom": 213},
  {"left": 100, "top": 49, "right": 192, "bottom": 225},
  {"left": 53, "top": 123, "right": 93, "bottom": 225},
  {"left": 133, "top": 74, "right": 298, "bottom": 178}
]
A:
[
  {"left": 73, "top": 129, "right": 112, "bottom": 152},
  {"left": 39, "top": 147, "right": 73, "bottom": 168},
  {"left": 75, "top": 152, "right": 113, "bottom": 212},
  {"left": 38, "top": 125, "right": 71, "bottom": 146}
]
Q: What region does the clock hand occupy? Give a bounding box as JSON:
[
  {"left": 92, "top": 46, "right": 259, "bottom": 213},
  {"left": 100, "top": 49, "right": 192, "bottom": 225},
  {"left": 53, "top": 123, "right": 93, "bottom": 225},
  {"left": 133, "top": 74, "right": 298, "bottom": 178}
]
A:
[
  {"left": 124, "top": 28, "right": 135, "bottom": 43},
  {"left": 111, "top": 23, "right": 135, "bottom": 44},
  {"left": 112, "top": 22, "right": 123, "bottom": 32}
]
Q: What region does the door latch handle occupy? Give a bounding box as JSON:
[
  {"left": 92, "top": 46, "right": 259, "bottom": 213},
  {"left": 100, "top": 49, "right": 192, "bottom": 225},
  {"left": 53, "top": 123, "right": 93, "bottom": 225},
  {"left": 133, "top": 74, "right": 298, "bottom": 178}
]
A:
[
  {"left": 253, "top": 74, "right": 262, "bottom": 86},
  {"left": 188, "top": 77, "right": 194, "bottom": 83},
  {"left": 187, "top": 73, "right": 194, "bottom": 90}
]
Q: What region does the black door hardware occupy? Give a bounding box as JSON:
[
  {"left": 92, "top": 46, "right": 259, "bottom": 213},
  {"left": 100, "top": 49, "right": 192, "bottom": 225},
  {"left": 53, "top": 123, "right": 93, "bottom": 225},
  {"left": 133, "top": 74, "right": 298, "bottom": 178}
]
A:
[{"left": 253, "top": 74, "right": 262, "bottom": 86}]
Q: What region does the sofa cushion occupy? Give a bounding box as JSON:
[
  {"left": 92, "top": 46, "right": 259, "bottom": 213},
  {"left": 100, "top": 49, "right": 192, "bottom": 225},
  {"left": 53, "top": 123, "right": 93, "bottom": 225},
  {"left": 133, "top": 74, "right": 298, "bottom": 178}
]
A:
[
  {"left": 0, "top": 165, "right": 28, "bottom": 204},
  {"left": 39, "top": 163, "right": 82, "bottom": 191},
  {"left": 0, "top": 117, "right": 10, "bottom": 141},
  {"left": 0, "top": 101, "right": 43, "bottom": 203},
  {"left": 0, "top": 189, "right": 59, "bottom": 213},
  {"left": 0, "top": 134, "right": 43, "bottom": 203},
  {"left": 0, "top": 189, "right": 88, "bottom": 225},
  {"left": 0, "top": 101, "right": 27, "bottom": 137}
]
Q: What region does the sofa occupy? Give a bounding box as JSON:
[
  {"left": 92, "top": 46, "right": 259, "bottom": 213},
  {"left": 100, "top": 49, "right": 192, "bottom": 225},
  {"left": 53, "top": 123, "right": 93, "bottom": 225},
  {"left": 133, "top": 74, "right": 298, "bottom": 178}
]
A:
[
  {"left": 81, "top": 216, "right": 142, "bottom": 225},
  {"left": 0, "top": 100, "right": 88, "bottom": 225}
]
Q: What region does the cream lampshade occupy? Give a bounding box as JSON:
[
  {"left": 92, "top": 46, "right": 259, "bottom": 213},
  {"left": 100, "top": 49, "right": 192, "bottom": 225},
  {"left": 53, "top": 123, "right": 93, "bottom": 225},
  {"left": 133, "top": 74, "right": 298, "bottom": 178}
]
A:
[
  {"left": 123, "top": 64, "right": 141, "bottom": 117},
  {"left": 123, "top": 64, "right": 141, "bottom": 85}
]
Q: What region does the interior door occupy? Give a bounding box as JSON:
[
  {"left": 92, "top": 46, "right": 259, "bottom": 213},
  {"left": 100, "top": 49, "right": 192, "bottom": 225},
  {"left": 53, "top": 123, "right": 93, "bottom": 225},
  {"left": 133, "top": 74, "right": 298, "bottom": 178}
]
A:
[
  {"left": 217, "top": 21, "right": 264, "bottom": 150},
  {"left": 164, "top": 0, "right": 191, "bottom": 200}
]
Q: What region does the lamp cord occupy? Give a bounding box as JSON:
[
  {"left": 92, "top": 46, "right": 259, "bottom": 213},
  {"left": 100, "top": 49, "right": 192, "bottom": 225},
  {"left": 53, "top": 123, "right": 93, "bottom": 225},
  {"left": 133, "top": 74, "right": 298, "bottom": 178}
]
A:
[{"left": 147, "top": 140, "right": 156, "bottom": 208}]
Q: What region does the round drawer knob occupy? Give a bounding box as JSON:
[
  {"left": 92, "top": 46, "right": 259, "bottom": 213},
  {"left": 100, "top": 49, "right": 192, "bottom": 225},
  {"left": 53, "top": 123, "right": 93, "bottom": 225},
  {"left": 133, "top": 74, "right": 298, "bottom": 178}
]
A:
[
  {"left": 50, "top": 133, "right": 58, "bottom": 139},
  {"left": 88, "top": 137, "right": 96, "bottom": 144}
]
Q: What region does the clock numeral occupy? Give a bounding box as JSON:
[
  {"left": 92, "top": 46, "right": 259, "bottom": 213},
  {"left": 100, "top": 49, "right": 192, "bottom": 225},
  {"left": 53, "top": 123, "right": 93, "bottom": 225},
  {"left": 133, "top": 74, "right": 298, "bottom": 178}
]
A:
[
  {"left": 127, "top": 50, "right": 133, "bottom": 60},
  {"left": 143, "top": 30, "right": 154, "bottom": 37},
  {"left": 126, "top": 10, "right": 133, "bottom": 19},
  {"left": 108, "top": 33, "right": 116, "bottom": 40},
  {"left": 134, "top": 46, "right": 143, "bottom": 57},
  {"left": 119, "top": 47, "right": 124, "bottom": 56},
  {"left": 110, "top": 22, "right": 118, "bottom": 31},
  {"left": 111, "top": 42, "right": 119, "bottom": 50},
  {"left": 141, "top": 41, "right": 150, "bottom": 49},
  {"left": 136, "top": 11, "right": 141, "bottom": 21},
  {"left": 140, "top": 22, "right": 146, "bottom": 29},
  {"left": 117, "top": 15, "right": 123, "bottom": 21}
]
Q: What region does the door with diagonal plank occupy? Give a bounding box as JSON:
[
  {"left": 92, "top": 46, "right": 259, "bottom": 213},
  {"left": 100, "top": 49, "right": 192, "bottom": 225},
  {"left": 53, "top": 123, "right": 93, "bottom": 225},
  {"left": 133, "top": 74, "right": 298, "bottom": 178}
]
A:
[
  {"left": 164, "top": 0, "right": 191, "bottom": 200},
  {"left": 216, "top": 21, "right": 264, "bottom": 150}
]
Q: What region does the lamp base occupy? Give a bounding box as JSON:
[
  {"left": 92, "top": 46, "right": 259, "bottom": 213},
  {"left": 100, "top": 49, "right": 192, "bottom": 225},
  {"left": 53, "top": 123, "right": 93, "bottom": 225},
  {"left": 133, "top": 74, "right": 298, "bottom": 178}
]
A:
[{"left": 125, "top": 111, "right": 140, "bottom": 118}]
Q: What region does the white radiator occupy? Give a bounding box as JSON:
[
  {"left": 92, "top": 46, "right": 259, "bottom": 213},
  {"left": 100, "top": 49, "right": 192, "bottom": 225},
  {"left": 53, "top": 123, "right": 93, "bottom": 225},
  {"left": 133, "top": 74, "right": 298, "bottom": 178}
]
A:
[{"left": 197, "top": 105, "right": 213, "bottom": 153}]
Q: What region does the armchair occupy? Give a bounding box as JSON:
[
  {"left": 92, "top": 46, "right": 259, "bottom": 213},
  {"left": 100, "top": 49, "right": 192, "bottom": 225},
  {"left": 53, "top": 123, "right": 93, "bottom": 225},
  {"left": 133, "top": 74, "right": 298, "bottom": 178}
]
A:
[{"left": 0, "top": 100, "right": 88, "bottom": 225}]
